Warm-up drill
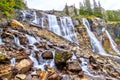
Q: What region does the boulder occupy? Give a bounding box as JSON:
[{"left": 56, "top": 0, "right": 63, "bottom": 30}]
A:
[
  {"left": 67, "top": 59, "right": 82, "bottom": 72},
  {"left": 16, "top": 74, "right": 26, "bottom": 80},
  {"left": 42, "top": 51, "right": 53, "bottom": 59},
  {"left": 55, "top": 51, "right": 72, "bottom": 70},
  {"left": 9, "top": 20, "right": 24, "bottom": 29},
  {"left": 15, "top": 59, "right": 33, "bottom": 73}
]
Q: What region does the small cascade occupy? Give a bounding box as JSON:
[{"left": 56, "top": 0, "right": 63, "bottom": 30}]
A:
[
  {"left": 105, "top": 29, "right": 120, "bottom": 55},
  {"left": 26, "top": 35, "right": 37, "bottom": 45},
  {"left": 82, "top": 18, "right": 107, "bottom": 56},
  {"left": 80, "top": 58, "right": 106, "bottom": 79},
  {"left": 14, "top": 36, "right": 20, "bottom": 46},
  {"left": 32, "top": 11, "right": 38, "bottom": 24},
  {"left": 0, "top": 29, "right": 3, "bottom": 43},
  {"left": 60, "top": 17, "right": 78, "bottom": 43},
  {"left": 26, "top": 34, "right": 56, "bottom": 70},
  {"left": 0, "top": 36, "right": 2, "bottom": 43},
  {"left": 10, "top": 57, "right": 16, "bottom": 66},
  {"left": 48, "top": 14, "right": 61, "bottom": 35}
]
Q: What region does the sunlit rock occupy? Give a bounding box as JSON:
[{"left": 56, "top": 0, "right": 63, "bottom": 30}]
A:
[
  {"left": 9, "top": 20, "right": 24, "bottom": 29},
  {"left": 15, "top": 59, "right": 33, "bottom": 73}
]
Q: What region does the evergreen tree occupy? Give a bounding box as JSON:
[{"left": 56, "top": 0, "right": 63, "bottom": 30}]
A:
[
  {"left": 84, "top": 0, "right": 92, "bottom": 15},
  {"left": 14, "top": 0, "right": 24, "bottom": 9},
  {"left": 0, "top": 0, "right": 26, "bottom": 18},
  {"left": 65, "top": 3, "right": 69, "bottom": 16},
  {"left": 74, "top": 4, "right": 77, "bottom": 16},
  {"left": 79, "top": 2, "right": 85, "bottom": 15}
]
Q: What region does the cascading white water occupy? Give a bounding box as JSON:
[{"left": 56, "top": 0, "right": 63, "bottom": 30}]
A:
[
  {"left": 32, "top": 11, "right": 38, "bottom": 24},
  {"left": 60, "top": 17, "right": 78, "bottom": 43},
  {"left": 48, "top": 14, "right": 62, "bottom": 35},
  {"left": 26, "top": 34, "right": 56, "bottom": 70},
  {"left": 21, "top": 10, "right": 78, "bottom": 43},
  {"left": 104, "top": 29, "right": 120, "bottom": 55},
  {"left": 14, "top": 36, "right": 20, "bottom": 46},
  {"left": 82, "top": 18, "right": 107, "bottom": 56},
  {"left": 10, "top": 57, "right": 16, "bottom": 66},
  {"left": 0, "top": 29, "right": 2, "bottom": 43}
]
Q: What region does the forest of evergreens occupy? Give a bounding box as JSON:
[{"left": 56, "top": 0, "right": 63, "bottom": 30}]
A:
[
  {"left": 0, "top": 0, "right": 26, "bottom": 18},
  {"left": 65, "top": 0, "right": 120, "bottom": 21}
]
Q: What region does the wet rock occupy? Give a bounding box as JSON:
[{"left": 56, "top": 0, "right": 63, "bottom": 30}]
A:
[
  {"left": 42, "top": 51, "right": 53, "bottom": 59},
  {"left": 67, "top": 60, "right": 82, "bottom": 72},
  {"left": 55, "top": 51, "right": 72, "bottom": 70},
  {"left": 1, "top": 32, "right": 13, "bottom": 39},
  {"left": 45, "top": 65, "right": 55, "bottom": 73},
  {"left": 15, "top": 59, "right": 33, "bottom": 73},
  {"left": 34, "top": 42, "right": 40, "bottom": 48},
  {"left": 40, "top": 42, "right": 47, "bottom": 49},
  {"left": 18, "top": 36, "right": 28, "bottom": 45},
  {"left": 89, "top": 56, "right": 99, "bottom": 70},
  {"left": 16, "top": 74, "right": 26, "bottom": 80},
  {"left": 48, "top": 72, "right": 60, "bottom": 80}
]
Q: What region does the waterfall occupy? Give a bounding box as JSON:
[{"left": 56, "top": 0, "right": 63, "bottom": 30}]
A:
[
  {"left": 105, "top": 29, "right": 120, "bottom": 55},
  {"left": 82, "top": 18, "right": 107, "bottom": 56},
  {"left": 14, "top": 36, "right": 20, "bottom": 46},
  {"left": 21, "top": 10, "right": 78, "bottom": 43},
  {"left": 60, "top": 17, "right": 78, "bottom": 43},
  {"left": 10, "top": 57, "right": 16, "bottom": 66},
  {"left": 48, "top": 14, "right": 61, "bottom": 35},
  {"left": 0, "top": 29, "right": 2, "bottom": 43}
]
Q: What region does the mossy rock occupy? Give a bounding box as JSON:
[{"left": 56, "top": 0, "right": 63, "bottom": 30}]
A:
[
  {"left": 0, "top": 54, "right": 7, "bottom": 61},
  {"left": 55, "top": 51, "right": 72, "bottom": 70}
]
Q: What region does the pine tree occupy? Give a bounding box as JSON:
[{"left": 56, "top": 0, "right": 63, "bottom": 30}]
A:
[
  {"left": 65, "top": 3, "right": 69, "bottom": 16},
  {"left": 79, "top": 2, "right": 85, "bottom": 15},
  {"left": 74, "top": 4, "right": 77, "bottom": 16},
  {"left": 84, "top": 0, "right": 92, "bottom": 15}
]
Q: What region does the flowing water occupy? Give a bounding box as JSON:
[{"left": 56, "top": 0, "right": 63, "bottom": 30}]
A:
[
  {"left": 21, "top": 10, "right": 78, "bottom": 43},
  {"left": 82, "top": 18, "right": 108, "bottom": 56},
  {"left": 105, "top": 29, "right": 120, "bottom": 55},
  {"left": 10, "top": 57, "right": 16, "bottom": 66},
  {"left": 26, "top": 34, "right": 55, "bottom": 70},
  {"left": 60, "top": 17, "right": 78, "bottom": 43},
  {"left": 48, "top": 14, "right": 62, "bottom": 35}
]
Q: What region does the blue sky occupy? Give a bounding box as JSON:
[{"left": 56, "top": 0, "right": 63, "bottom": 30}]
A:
[{"left": 25, "top": 0, "right": 120, "bottom": 10}]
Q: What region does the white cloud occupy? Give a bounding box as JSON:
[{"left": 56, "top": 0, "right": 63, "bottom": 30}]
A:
[{"left": 26, "top": 0, "right": 120, "bottom": 10}]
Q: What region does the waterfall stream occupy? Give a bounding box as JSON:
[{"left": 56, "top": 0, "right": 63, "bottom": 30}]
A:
[
  {"left": 82, "top": 18, "right": 108, "bottom": 56},
  {"left": 105, "top": 30, "right": 120, "bottom": 55},
  {"left": 21, "top": 10, "right": 78, "bottom": 43}
]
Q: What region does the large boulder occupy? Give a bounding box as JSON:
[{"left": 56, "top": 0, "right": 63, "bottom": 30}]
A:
[
  {"left": 15, "top": 59, "right": 33, "bottom": 73},
  {"left": 67, "top": 59, "right": 82, "bottom": 72},
  {"left": 55, "top": 51, "right": 72, "bottom": 70}
]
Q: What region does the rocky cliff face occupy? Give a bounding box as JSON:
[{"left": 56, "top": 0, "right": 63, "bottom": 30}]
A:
[{"left": 0, "top": 10, "right": 120, "bottom": 80}]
